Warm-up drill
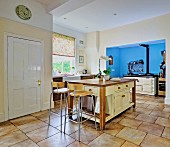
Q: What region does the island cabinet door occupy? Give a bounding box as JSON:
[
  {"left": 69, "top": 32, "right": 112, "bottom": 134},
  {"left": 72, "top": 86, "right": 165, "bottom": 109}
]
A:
[
  {"left": 114, "top": 93, "right": 123, "bottom": 115},
  {"left": 122, "top": 90, "right": 131, "bottom": 109}
]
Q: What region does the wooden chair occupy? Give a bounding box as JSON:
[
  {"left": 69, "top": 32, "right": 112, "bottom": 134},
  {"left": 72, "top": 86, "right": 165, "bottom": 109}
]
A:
[
  {"left": 67, "top": 83, "right": 97, "bottom": 141},
  {"left": 49, "top": 81, "right": 69, "bottom": 133}
]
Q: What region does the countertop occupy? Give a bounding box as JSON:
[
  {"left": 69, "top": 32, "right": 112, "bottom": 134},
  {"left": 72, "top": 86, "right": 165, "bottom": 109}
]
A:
[{"left": 68, "top": 78, "right": 136, "bottom": 87}]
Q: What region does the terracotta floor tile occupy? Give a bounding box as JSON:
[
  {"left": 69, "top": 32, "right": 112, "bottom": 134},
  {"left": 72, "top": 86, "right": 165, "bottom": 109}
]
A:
[
  {"left": 123, "top": 111, "right": 139, "bottom": 118},
  {"left": 26, "top": 126, "right": 59, "bottom": 143},
  {"left": 147, "top": 104, "right": 164, "bottom": 111},
  {"left": 70, "top": 126, "right": 103, "bottom": 144},
  {"left": 150, "top": 110, "right": 169, "bottom": 118},
  {"left": 37, "top": 133, "right": 75, "bottom": 147},
  {"left": 135, "top": 114, "right": 157, "bottom": 123},
  {"left": 162, "top": 127, "right": 170, "bottom": 139},
  {"left": 110, "top": 115, "right": 125, "bottom": 123},
  {"left": 121, "top": 141, "right": 140, "bottom": 147},
  {"left": 35, "top": 112, "right": 59, "bottom": 122},
  {"left": 0, "top": 131, "right": 28, "bottom": 147},
  {"left": 45, "top": 115, "right": 68, "bottom": 126},
  {"left": 83, "top": 120, "right": 99, "bottom": 129},
  {"left": 0, "top": 121, "right": 18, "bottom": 137},
  {"left": 0, "top": 92, "right": 169, "bottom": 147},
  {"left": 119, "top": 118, "right": 142, "bottom": 129},
  {"left": 10, "top": 139, "right": 38, "bottom": 147},
  {"left": 31, "top": 110, "right": 48, "bottom": 117},
  {"left": 135, "top": 108, "right": 152, "bottom": 114},
  {"left": 141, "top": 134, "right": 170, "bottom": 147},
  {"left": 163, "top": 107, "right": 170, "bottom": 112},
  {"left": 136, "top": 103, "right": 149, "bottom": 108},
  {"left": 116, "top": 127, "right": 146, "bottom": 145},
  {"left": 136, "top": 99, "right": 146, "bottom": 104},
  {"left": 17, "top": 120, "right": 47, "bottom": 133},
  {"left": 10, "top": 115, "right": 38, "bottom": 126},
  {"left": 103, "top": 122, "right": 124, "bottom": 136},
  {"left": 57, "top": 121, "right": 84, "bottom": 135},
  {"left": 155, "top": 117, "right": 170, "bottom": 127},
  {"left": 138, "top": 122, "right": 164, "bottom": 136},
  {"left": 89, "top": 133, "right": 125, "bottom": 147},
  {"left": 67, "top": 141, "right": 88, "bottom": 147}
]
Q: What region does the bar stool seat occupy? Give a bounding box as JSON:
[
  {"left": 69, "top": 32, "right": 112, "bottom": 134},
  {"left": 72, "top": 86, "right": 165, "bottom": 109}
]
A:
[{"left": 53, "top": 88, "right": 69, "bottom": 93}]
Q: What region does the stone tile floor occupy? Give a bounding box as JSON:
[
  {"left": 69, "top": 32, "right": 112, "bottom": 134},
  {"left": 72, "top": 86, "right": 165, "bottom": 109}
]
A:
[{"left": 0, "top": 94, "right": 170, "bottom": 147}]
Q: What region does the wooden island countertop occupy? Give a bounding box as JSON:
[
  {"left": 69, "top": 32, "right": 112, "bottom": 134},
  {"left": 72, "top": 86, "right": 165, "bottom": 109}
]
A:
[{"left": 68, "top": 78, "right": 136, "bottom": 130}]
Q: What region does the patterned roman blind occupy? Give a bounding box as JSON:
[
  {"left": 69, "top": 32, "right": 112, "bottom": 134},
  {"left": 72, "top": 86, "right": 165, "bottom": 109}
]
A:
[{"left": 53, "top": 33, "right": 75, "bottom": 57}]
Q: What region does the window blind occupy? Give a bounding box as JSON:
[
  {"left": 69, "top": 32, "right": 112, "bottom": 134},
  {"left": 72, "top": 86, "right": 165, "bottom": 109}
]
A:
[{"left": 53, "top": 33, "right": 75, "bottom": 57}]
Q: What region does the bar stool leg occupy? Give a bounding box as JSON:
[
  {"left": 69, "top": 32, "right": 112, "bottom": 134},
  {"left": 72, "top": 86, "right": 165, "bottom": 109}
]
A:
[
  {"left": 81, "top": 96, "right": 83, "bottom": 122},
  {"left": 60, "top": 93, "right": 63, "bottom": 132},
  {"left": 64, "top": 93, "right": 67, "bottom": 134},
  {"left": 92, "top": 96, "right": 97, "bottom": 129},
  {"left": 78, "top": 96, "right": 81, "bottom": 142}
]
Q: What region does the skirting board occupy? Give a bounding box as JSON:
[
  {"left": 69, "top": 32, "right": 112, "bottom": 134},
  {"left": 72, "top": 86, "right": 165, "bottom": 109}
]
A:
[
  {"left": 0, "top": 113, "right": 4, "bottom": 123},
  {"left": 41, "top": 102, "right": 54, "bottom": 111},
  {"left": 165, "top": 97, "right": 170, "bottom": 105}
]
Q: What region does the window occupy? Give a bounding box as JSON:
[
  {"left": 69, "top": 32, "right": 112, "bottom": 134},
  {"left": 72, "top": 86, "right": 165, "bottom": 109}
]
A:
[{"left": 52, "top": 33, "right": 75, "bottom": 75}]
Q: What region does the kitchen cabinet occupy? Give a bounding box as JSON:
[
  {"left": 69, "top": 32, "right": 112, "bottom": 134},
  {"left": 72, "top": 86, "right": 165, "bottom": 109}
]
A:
[{"left": 124, "top": 76, "right": 157, "bottom": 95}]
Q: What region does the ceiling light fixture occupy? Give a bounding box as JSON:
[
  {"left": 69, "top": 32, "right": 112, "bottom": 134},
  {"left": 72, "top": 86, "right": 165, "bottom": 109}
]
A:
[{"left": 64, "top": 18, "right": 67, "bottom": 19}]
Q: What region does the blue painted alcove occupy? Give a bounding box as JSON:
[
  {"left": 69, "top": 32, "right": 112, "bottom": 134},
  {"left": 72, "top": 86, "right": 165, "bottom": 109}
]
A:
[{"left": 106, "top": 40, "right": 165, "bottom": 78}]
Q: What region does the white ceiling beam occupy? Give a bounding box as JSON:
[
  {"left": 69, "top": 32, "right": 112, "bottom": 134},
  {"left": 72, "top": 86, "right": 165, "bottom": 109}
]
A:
[
  {"left": 49, "top": 0, "right": 95, "bottom": 17},
  {"left": 47, "top": 0, "right": 70, "bottom": 12}
]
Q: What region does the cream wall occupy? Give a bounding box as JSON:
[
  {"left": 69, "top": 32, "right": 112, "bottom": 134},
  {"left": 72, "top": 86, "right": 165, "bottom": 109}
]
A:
[
  {"left": 0, "top": 0, "right": 52, "bottom": 122},
  {"left": 86, "top": 13, "right": 170, "bottom": 104},
  {"left": 0, "top": 0, "right": 52, "bottom": 31},
  {"left": 0, "top": 18, "right": 52, "bottom": 121}
]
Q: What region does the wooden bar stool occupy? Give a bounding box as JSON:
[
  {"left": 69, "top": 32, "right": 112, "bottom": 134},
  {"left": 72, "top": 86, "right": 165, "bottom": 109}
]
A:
[
  {"left": 49, "top": 81, "right": 69, "bottom": 133},
  {"left": 67, "top": 83, "right": 97, "bottom": 141}
]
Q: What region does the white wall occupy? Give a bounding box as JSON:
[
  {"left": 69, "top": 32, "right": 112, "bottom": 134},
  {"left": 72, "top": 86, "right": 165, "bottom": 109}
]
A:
[
  {"left": 53, "top": 24, "right": 87, "bottom": 72},
  {"left": 0, "top": 0, "right": 52, "bottom": 31},
  {"left": 86, "top": 13, "right": 170, "bottom": 104}
]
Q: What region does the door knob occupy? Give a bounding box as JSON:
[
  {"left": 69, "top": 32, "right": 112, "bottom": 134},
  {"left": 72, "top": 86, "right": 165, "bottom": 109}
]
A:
[{"left": 37, "top": 80, "right": 41, "bottom": 86}]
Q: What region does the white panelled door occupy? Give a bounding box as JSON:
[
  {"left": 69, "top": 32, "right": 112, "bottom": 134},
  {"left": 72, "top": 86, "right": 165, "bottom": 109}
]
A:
[{"left": 8, "top": 37, "right": 42, "bottom": 119}]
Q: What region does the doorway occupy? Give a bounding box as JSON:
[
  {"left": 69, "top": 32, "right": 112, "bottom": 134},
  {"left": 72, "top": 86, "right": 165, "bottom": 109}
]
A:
[{"left": 5, "top": 34, "right": 44, "bottom": 119}]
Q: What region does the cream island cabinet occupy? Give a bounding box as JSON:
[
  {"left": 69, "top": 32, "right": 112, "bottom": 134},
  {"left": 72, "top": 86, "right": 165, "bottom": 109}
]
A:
[{"left": 68, "top": 79, "right": 136, "bottom": 130}]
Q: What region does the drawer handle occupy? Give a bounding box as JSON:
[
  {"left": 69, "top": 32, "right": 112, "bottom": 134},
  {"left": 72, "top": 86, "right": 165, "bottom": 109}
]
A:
[
  {"left": 126, "top": 85, "right": 128, "bottom": 87},
  {"left": 122, "top": 95, "right": 125, "bottom": 97},
  {"left": 118, "top": 87, "right": 120, "bottom": 89}
]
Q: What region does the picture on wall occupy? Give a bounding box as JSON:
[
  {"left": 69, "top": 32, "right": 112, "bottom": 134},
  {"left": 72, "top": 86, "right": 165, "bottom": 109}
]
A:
[
  {"left": 78, "top": 49, "right": 86, "bottom": 66},
  {"left": 79, "top": 56, "right": 84, "bottom": 63}
]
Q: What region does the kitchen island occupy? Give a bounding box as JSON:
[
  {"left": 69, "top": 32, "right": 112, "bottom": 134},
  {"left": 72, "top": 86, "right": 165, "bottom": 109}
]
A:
[{"left": 68, "top": 78, "right": 136, "bottom": 130}]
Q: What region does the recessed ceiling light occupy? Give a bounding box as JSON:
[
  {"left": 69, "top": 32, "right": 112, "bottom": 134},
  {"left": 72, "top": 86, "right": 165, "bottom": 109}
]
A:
[{"left": 113, "top": 13, "right": 117, "bottom": 16}]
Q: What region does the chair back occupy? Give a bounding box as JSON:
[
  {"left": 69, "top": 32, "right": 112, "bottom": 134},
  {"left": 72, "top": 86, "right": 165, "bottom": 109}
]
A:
[
  {"left": 67, "top": 83, "right": 83, "bottom": 92},
  {"left": 51, "top": 81, "right": 65, "bottom": 90}
]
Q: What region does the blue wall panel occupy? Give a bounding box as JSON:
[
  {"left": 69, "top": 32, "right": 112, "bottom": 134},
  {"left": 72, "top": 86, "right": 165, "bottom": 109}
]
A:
[
  {"left": 106, "top": 47, "right": 120, "bottom": 77},
  {"left": 106, "top": 42, "right": 165, "bottom": 78}
]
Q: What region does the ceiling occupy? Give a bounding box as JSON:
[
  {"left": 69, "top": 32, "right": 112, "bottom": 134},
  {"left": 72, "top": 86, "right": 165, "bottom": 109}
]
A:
[{"left": 35, "top": 0, "right": 170, "bottom": 33}]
